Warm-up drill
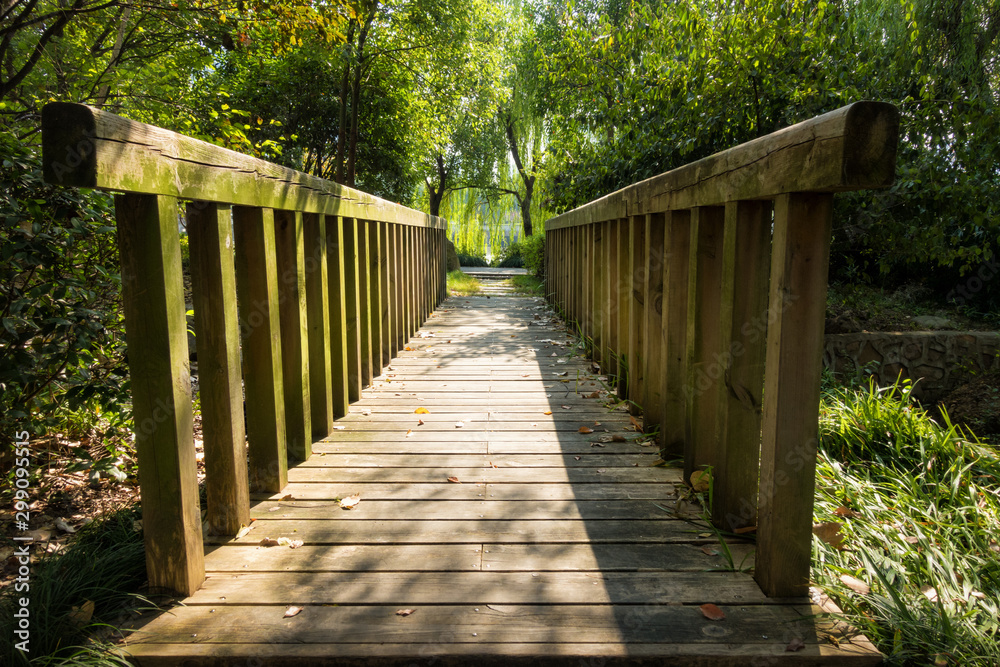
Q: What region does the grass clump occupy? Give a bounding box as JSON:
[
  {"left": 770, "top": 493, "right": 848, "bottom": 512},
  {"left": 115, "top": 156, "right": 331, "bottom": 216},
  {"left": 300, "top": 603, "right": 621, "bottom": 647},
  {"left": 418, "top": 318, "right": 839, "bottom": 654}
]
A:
[
  {"left": 813, "top": 379, "right": 1000, "bottom": 666},
  {"left": 501, "top": 275, "right": 544, "bottom": 296},
  {"left": 1, "top": 504, "right": 148, "bottom": 666},
  {"left": 446, "top": 270, "right": 482, "bottom": 296}
]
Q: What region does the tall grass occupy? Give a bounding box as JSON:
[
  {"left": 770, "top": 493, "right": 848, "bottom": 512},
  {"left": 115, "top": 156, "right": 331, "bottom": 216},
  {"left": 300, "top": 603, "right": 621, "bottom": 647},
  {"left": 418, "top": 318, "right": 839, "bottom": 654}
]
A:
[
  {"left": 814, "top": 379, "right": 1000, "bottom": 665},
  {"left": 1, "top": 504, "right": 148, "bottom": 666}
]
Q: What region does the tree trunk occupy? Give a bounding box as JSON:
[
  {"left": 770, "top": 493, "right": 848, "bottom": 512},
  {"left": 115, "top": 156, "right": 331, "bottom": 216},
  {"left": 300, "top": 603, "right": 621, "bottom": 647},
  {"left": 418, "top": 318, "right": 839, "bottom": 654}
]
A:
[
  {"left": 427, "top": 153, "right": 447, "bottom": 216},
  {"left": 501, "top": 108, "right": 535, "bottom": 237},
  {"left": 334, "top": 22, "right": 355, "bottom": 185},
  {"left": 346, "top": 7, "right": 377, "bottom": 188}
]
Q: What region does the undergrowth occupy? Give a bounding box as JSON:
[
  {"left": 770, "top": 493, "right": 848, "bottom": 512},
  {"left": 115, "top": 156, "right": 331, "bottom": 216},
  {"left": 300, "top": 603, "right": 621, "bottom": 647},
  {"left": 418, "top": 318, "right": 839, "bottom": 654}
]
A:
[
  {"left": 446, "top": 270, "right": 482, "bottom": 296},
  {"left": 813, "top": 379, "right": 1000, "bottom": 665},
  {"left": 1, "top": 504, "right": 148, "bottom": 666}
]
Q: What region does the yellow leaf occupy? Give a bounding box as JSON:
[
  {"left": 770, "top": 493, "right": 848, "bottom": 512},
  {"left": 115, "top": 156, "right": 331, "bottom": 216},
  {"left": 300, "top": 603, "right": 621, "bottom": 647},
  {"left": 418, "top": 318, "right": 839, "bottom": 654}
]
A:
[
  {"left": 415, "top": 407, "right": 430, "bottom": 414},
  {"left": 339, "top": 494, "right": 361, "bottom": 509},
  {"left": 689, "top": 469, "right": 711, "bottom": 491}
]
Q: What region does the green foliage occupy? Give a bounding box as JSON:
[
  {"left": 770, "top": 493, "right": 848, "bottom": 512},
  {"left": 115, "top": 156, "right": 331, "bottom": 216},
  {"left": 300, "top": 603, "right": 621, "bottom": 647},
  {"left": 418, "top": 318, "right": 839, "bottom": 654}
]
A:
[
  {"left": 457, "top": 253, "right": 489, "bottom": 267},
  {"left": 446, "top": 270, "right": 483, "bottom": 296},
  {"left": 493, "top": 240, "right": 525, "bottom": 268},
  {"left": 0, "top": 504, "right": 147, "bottom": 665},
  {"left": 814, "top": 379, "right": 1000, "bottom": 664},
  {"left": 521, "top": 232, "right": 546, "bottom": 278},
  {"left": 0, "top": 135, "right": 130, "bottom": 456}
]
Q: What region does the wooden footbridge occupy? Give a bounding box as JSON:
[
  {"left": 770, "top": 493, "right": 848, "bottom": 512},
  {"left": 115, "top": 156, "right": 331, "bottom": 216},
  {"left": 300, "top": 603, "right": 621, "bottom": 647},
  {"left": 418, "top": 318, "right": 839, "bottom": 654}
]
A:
[{"left": 42, "top": 101, "right": 898, "bottom": 665}]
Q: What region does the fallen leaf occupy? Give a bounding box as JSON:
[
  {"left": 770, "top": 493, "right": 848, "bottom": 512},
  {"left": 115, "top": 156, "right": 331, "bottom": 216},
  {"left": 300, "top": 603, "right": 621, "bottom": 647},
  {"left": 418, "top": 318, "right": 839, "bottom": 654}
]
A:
[
  {"left": 236, "top": 524, "right": 254, "bottom": 539},
  {"left": 611, "top": 434, "right": 627, "bottom": 442},
  {"left": 405, "top": 346, "right": 414, "bottom": 351},
  {"left": 700, "top": 603, "right": 725, "bottom": 621},
  {"left": 405, "top": 429, "right": 413, "bottom": 437},
  {"left": 280, "top": 494, "right": 294, "bottom": 501},
  {"left": 903, "top": 535, "right": 919, "bottom": 544},
  {"left": 68, "top": 600, "right": 95, "bottom": 628},
  {"left": 701, "top": 546, "right": 720, "bottom": 556},
  {"left": 259, "top": 537, "right": 280, "bottom": 547},
  {"left": 590, "top": 442, "right": 606, "bottom": 448},
  {"left": 578, "top": 426, "right": 594, "bottom": 434},
  {"left": 585, "top": 391, "right": 601, "bottom": 398},
  {"left": 396, "top": 608, "right": 416, "bottom": 616},
  {"left": 332, "top": 425, "right": 345, "bottom": 430},
  {"left": 689, "top": 470, "right": 711, "bottom": 491},
  {"left": 786, "top": 637, "right": 806, "bottom": 652},
  {"left": 284, "top": 606, "right": 303, "bottom": 618},
  {"left": 361, "top": 409, "right": 372, "bottom": 416},
  {"left": 543, "top": 410, "right": 553, "bottom": 415},
  {"left": 561, "top": 405, "right": 571, "bottom": 410},
  {"left": 288, "top": 540, "right": 304, "bottom": 549},
  {"left": 455, "top": 421, "right": 464, "bottom": 428},
  {"left": 415, "top": 407, "right": 430, "bottom": 414},
  {"left": 921, "top": 585, "right": 939, "bottom": 602},
  {"left": 629, "top": 415, "right": 643, "bottom": 432},
  {"left": 813, "top": 522, "right": 845, "bottom": 549},
  {"left": 840, "top": 574, "right": 870, "bottom": 595},
  {"left": 417, "top": 419, "right": 425, "bottom": 426},
  {"left": 574, "top": 456, "right": 581, "bottom": 460},
  {"left": 339, "top": 494, "right": 362, "bottom": 509},
  {"left": 448, "top": 476, "right": 462, "bottom": 483},
  {"left": 54, "top": 517, "right": 76, "bottom": 534},
  {"left": 649, "top": 458, "right": 668, "bottom": 467},
  {"left": 733, "top": 525, "right": 757, "bottom": 535},
  {"left": 835, "top": 506, "right": 861, "bottom": 519}
]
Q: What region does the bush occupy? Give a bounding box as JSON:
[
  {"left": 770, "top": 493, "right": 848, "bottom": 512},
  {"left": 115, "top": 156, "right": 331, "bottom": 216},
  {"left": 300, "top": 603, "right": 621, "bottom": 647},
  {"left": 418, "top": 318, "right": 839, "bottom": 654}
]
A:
[
  {"left": 522, "top": 233, "right": 545, "bottom": 278},
  {"left": 493, "top": 240, "right": 524, "bottom": 268},
  {"left": 0, "top": 134, "right": 131, "bottom": 462},
  {"left": 457, "top": 252, "right": 489, "bottom": 267}
]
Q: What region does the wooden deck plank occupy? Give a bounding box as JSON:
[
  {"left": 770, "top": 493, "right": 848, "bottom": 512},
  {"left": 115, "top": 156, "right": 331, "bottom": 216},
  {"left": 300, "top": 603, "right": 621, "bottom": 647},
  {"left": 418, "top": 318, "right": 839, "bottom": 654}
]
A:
[{"left": 127, "top": 292, "right": 880, "bottom": 666}]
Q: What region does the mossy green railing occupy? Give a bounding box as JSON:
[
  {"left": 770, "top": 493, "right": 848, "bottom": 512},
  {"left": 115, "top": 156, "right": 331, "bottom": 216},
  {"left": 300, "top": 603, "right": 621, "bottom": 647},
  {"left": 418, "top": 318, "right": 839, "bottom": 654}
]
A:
[
  {"left": 42, "top": 103, "right": 447, "bottom": 596},
  {"left": 543, "top": 102, "right": 900, "bottom": 598}
]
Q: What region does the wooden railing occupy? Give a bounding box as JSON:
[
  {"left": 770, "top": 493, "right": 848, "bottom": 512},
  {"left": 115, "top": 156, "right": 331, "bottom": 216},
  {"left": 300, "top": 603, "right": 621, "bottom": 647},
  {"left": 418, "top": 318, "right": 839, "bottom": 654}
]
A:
[
  {"left": 42, "top": 103, "right": 448, "bottom": 596},
  {"left": 543, "top": 102, "right": 899, "bottom": 597}
]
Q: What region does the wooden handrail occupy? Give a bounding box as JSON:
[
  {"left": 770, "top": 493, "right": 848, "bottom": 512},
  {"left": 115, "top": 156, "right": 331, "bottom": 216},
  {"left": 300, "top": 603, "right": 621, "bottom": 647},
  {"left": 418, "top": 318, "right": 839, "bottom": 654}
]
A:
[
  {"left": 543, "top": 101, "right": 899, "bottom": 598},
  {"left": 42, "top": 103, "right": 448, "bottom": 596}
]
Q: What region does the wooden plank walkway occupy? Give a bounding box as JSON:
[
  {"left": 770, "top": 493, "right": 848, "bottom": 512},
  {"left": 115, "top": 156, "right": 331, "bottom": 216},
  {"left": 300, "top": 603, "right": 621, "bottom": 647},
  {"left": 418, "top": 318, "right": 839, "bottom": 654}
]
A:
[{"left": 122, "top": 294, "right": 881, "bottom": 665}]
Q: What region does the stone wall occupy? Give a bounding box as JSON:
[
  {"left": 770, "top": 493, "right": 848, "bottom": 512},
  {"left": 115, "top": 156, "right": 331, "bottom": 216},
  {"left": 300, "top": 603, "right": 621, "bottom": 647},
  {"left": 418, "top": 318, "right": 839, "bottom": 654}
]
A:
[{"left": 823, "top": 332, "right": 1000, "bottom": 402}]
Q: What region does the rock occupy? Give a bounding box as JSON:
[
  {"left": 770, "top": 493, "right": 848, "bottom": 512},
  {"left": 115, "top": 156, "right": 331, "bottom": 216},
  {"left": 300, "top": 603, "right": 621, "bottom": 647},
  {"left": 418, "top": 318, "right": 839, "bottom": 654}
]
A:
[
  {"left": 446, "top": 238, "right": 460, "bottom": 272},
  {"left": 911, "top": 315, "right": 955, "bottom": 330}
]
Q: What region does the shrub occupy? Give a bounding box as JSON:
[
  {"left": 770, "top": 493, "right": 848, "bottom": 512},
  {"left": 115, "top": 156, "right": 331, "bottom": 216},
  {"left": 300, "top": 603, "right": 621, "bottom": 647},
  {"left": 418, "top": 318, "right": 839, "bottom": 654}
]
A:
[
  {"left": 522, "top": 233, "right": 545, "bottom": 278},
  {"left": 457, "top": 252, "right": 489, "bottom": 267}
]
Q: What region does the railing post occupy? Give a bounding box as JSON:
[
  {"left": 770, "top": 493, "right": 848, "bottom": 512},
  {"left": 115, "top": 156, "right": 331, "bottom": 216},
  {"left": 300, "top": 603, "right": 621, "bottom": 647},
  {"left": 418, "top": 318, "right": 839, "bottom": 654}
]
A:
[
  {"left": 661, "top": 210, "right": 691, "bottom": 459},
  {"left": 116, "top": 193, "right": 204, "bottom": 595},
  {"left": 275, "top": 210, "right": 311, "bottom": 462},
  {"left": 756, "top": 192, "right": 834, "bottom": 598},
  {"left": 368, "top": 221, "right": 384, "bottom": 376},
  {"left": 605, "top": 220, "right": 619, "bottom": 378},
  {"left": 187, "top": 202, "right": 250, "bottom": 536},
  {"left": 629, "top": 215, "right": 647, "bottom": 413},
  {"left": 233, "top": 206, "right": 288, "bottom": 492},
  {"left": 325, "top": 216, "right": 350, "bottom": 418},
  {"left": 617, "top": 218, "right": 632, "bottom": 395},
  {"left": 378, "top": 222, "right": 392, "bottom": 366},
  {"left": 713, "top": 200, "right": 772, "bottom": 532},
  {"left": 304, "top": 213, "right": 334, "bottom": 438},
  {"left": 643, "top": 212, "right": 667, "bottom": 431},
  {"left": 684, "top": 206, "right": 725, "bottom": 480},
  {"left": 592, "top": 224, "right": 605, "bottom": 365},
  {"left": 342, "top": 218, "right": 362, "bottom": 401},
  {"left": 357, "top": 219, "right": 373, "bottom": 387},
  {"left": 391, "top": 224, "right": 405, "bottom": 353}
]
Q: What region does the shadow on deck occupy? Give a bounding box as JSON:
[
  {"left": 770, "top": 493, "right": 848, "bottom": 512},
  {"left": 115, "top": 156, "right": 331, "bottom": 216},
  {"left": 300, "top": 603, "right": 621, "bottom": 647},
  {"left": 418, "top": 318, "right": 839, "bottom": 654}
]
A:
[{"left": 121, "top": 294, "right": 880, "bottom": 666}]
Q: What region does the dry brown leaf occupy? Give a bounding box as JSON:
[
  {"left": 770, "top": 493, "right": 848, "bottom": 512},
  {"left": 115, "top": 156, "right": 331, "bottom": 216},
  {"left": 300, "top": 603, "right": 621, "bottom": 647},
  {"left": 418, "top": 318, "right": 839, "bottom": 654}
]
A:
[
  {"left": 447, "top": 476, "right": 462, "bottom": 483},
  {"left": 405, "top": 429, "right": 413, "bottom": 438},
  {"left": 68, "top": 600, "right": 95, "bottom": 628},
  {"left": 284, "top": 606, "right": 303, "bottom": 618},
  {"left": 840, "top": 574, "right": 870, "bottom": 595},
  {"left": 417, "top": 419, "right": 425, "bottom": 426},
  {"left": 578, "top": 426, "right": 594, "bottom": 434},
  {"left": 280, "top": 494, "right": 294, "bottom": 501},
  {"left": 611, "top": 434, "right": 627, "bottom": 443},
  {"left": 649, "top": 458, "right": 668, "bottom": 467},
  {"left": 834, "top": 506, "right": 861, "bottom": 519},
  {"left": 701, "top": 546, "right": 720, "bottom": 556},
  {"left": 689, "top": 470, "right": 712, "bottom": 492},
  {"left": 733, "top": 525, "right": 757, "bottom": 535},
  {"left": 259, "top": 537, "right": 280, "bottom": 547},
  {"left": 813, "top": 522, "right": 845, "bottom": 549},
  {"left": 786, "top": 637, "right": 806, "bottom": 652},
  {"left": 700, "top": 603, "right": 726, "bottom": 621},
  {"left": 629, "top": 415, "right": 642, "bottom": 431},
  {"left": 396, "top": 609, "right": 416, "bottom": 616},
  {"left": 415, "top": 407, "right": 430, "bottom": 414},
  {"left": 585, "top": 391, "right": 601, "bottom": 398},
  {"left": 561, "top": 405, "right": 571, "bottom": 410},
  {"left": 339, "top": 494, "right": 361, "bottom": 510},
  {"left": 590, "top": 442, "right": 606, "bottom": 448},
  {"left": 405, "top": 346, "right": 414, "bottom": 351}
]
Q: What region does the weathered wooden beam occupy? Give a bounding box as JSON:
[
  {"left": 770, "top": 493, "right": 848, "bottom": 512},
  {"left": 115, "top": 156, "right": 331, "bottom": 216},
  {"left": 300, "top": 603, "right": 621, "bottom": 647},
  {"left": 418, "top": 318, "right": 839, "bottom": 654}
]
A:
[
  {"left": 304, "top": 213, "right": 334, "bottom": 439},
  {"left": 275, "top": 210, "right": 311, "bottom": 462},
  {"left": 325, "top": 216, "right": 349, "bottom": 418},
  {"left": 545, "top": 102, "right": 898, "bottom": 231},
  {"left": 642, "top": 212, "right": 666, "bottom": 431},
  {"left": 713, "top": 201, "right": 772, "bottom": 533},
  {"left": 756, "top": 193, "right": 834, "bottom": 598},
  {"left": 661, "top": 210, "right": 691, "bottom": 460},
  {"left": 42, "top": 103, "right": 447, "bottom": 230},
  {"left": 187, "top": 202, "right": 250, "bottom": 537},
  {"left": 116, "top": 193, "right": 203, "bottom": 596},
  {"left": 233, "top": 206, "right": 287, "bottom": 492},
  {"left": 684, "top": 207, "right": 725, "bottom": 480},
  {"left": 628, "top": 215, "right": 646, "bottom": 413},
  {"left": 342, "top": 218, "right": 362, "bottom": 402},
  {"left": 378, "top": 222, "right": 392, "bottom": 366}
]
